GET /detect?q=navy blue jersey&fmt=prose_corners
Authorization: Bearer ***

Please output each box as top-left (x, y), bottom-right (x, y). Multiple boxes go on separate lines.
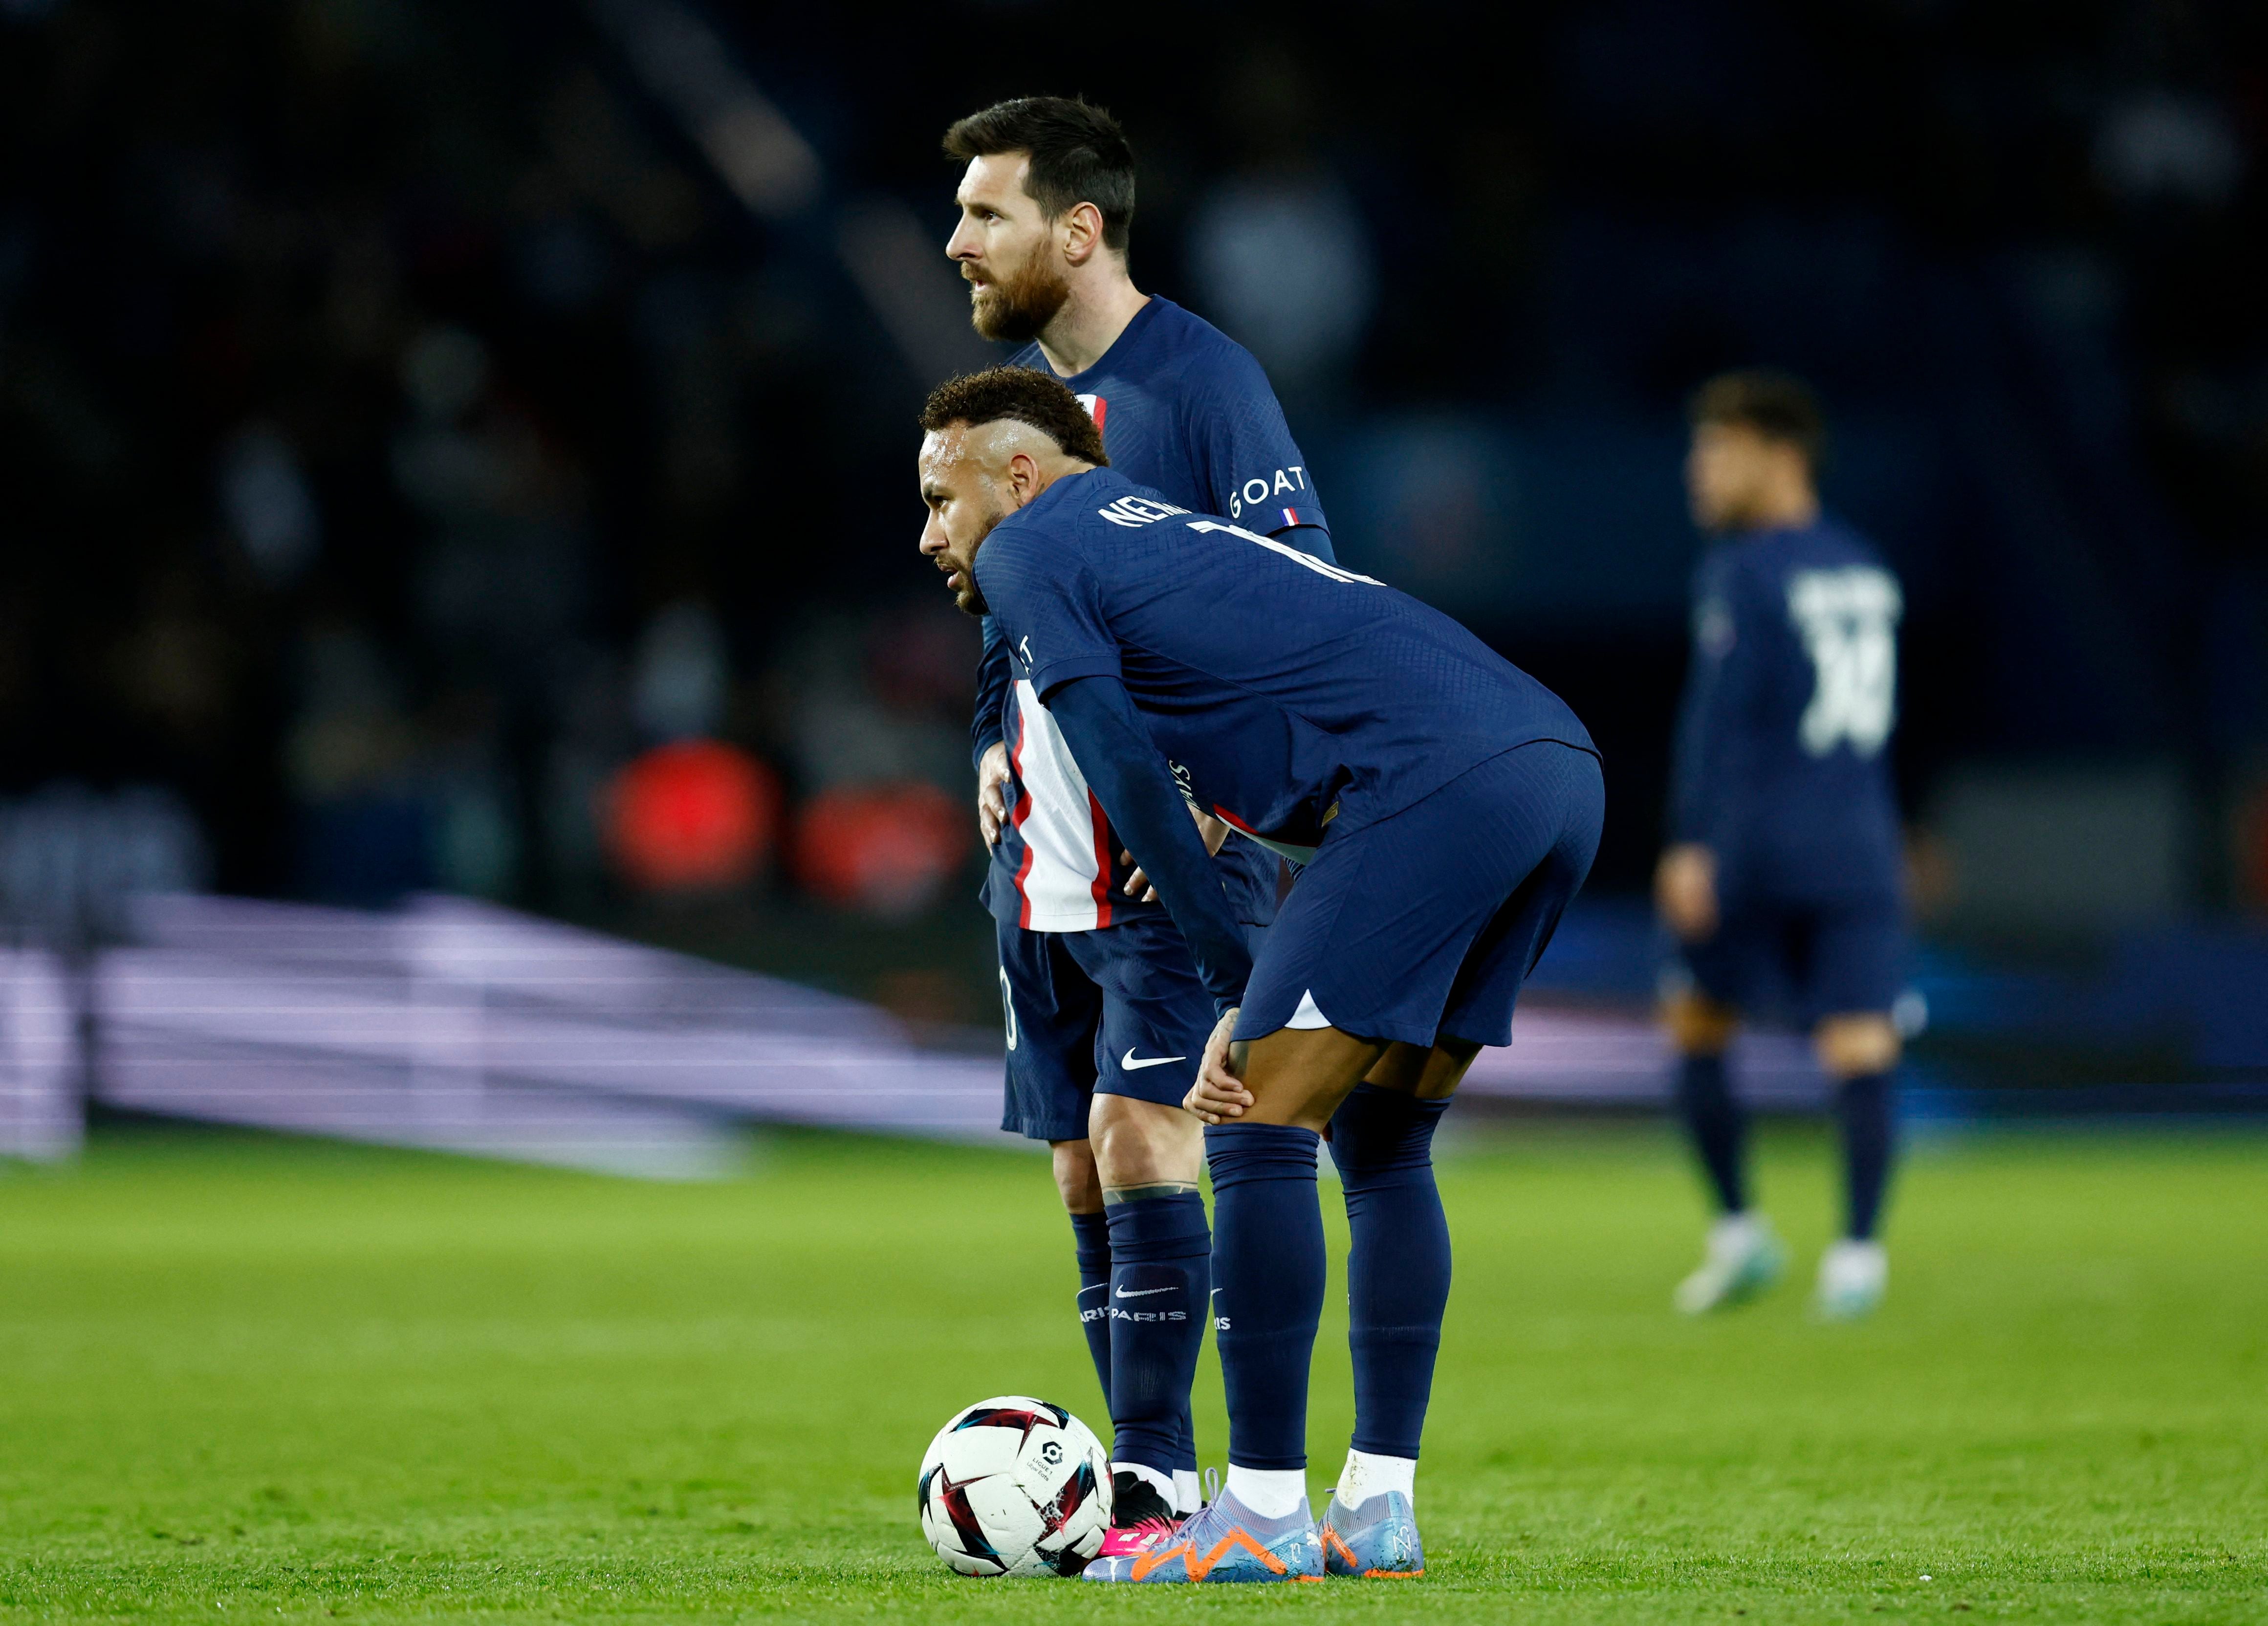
top-left (975, 468), bottom-right (1595, 858)
top-left (972, 296), bottom-right (1329, 932)
top-left (1670, 519), bottom-right (1903, 902)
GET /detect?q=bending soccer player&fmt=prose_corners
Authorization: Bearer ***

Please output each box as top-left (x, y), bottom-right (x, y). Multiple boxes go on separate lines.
top-left (936, 98), bottom-right (1335, 1549)
top-left (1657, 371), bottom-right (1908, 1321)
top-left (916, 368), bottom-right (1603, 1583)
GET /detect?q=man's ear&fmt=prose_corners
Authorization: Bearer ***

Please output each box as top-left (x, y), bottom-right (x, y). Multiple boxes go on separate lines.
top-left (1060, 201), bottom-right (1106, 268)
top-left (1004, 449), bottom-right (1042, 507)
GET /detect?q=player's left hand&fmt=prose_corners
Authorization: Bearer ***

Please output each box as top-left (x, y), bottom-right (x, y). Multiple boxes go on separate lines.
top-left (1123, 809), bottom-right (1234, 900)
top-left (976, 742), bottom-right (1011, 849)
top-left (1183, 1008), bottom-right (1252, 1124)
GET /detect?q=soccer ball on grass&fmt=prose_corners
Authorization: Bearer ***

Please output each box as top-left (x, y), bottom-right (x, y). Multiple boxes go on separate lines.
top-left (916, 1397), bottom-right (1111, 1577)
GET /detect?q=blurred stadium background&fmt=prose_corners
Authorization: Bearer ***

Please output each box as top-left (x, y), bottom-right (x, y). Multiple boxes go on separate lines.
top-left (0, 0), bottom-right (2263, 1167)
top-left (2, 5), bottom-right (2267, 1620)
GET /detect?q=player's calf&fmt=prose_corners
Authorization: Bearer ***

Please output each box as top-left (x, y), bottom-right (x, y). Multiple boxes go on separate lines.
top-left (1090, 1096), bottom-right (1210, 1537)
top-left (1328, 1079), bottom-right (1450, 1566)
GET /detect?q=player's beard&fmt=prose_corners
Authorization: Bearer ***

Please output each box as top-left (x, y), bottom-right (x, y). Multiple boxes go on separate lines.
top-left (944, 507), bottom-right (1005, 617)
top-left (967, 250), bottom-right (1071, 345)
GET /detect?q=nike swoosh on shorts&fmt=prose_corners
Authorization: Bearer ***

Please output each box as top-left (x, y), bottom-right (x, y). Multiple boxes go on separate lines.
top-left (1121, 1050), bottom-right (1187, 1070)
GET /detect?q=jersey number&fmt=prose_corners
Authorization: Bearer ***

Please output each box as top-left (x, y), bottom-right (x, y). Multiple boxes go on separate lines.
top-left (1185, 521), bottom-right (1383, 585)
top-left (1787, 568), bottom-right (1900, 758)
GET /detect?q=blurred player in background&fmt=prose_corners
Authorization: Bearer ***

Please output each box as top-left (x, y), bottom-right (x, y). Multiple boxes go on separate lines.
top-left (1657, 371), bottom-right (1907, 1320)
top-left (916, 367), bottom-right (1602, 1580)
top-left (937, 96), bottom-right (1331, 1553)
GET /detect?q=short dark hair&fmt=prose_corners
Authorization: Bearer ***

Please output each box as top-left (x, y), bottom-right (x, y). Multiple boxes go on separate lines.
top-left (1689, 370), bottom-right (1827, 471)
top-left (942, 97), bottom-right (1135, 253)
top-left (920, 366), bottom-right (1110, 466)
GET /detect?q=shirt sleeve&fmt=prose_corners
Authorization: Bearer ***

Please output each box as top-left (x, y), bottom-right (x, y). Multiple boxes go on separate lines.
top-left (1669, 554), bottom-right (1761, 847)
top-left (1183, 346), bottom-right (1330, 537)
top-left (974, 526), bottom-right (1121, 701)
top-left (1044, 675), bottom-right (1255, 1013)
top-left (970, 616), bottom-right (1010, 772)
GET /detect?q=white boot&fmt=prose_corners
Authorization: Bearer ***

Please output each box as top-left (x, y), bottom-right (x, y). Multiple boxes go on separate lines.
top-left (1673, 1212), bottom-right (1785, 1314)
top-left (1814, 1239), bottom-right (1887, 1320)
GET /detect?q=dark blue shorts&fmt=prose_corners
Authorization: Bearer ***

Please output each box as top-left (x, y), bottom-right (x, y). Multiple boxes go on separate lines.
top-left (1679, 892), bottom-right (1906, 1022)
top-left (996, 912), bottom-right (1220, 1142)
top-left (1236, 741), bottom-right (1605, 1049)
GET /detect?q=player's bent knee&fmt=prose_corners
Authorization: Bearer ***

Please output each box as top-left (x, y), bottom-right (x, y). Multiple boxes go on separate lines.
top-left (1663, 990), bottom-right (1739, 1055)
top-left (1089, 1095), bottom-right (1202, 1191)
top-left (1051, 1138), bottom-right (1103, 1213)
top-left (1364, 1037), bottom-right (1480, 1100)
top-left (1814, 1014), bottom-right (1899, 1077)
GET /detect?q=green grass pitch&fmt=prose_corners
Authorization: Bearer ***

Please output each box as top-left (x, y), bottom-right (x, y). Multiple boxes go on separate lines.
top-left (0, 1117), bottom-right (2262, 1623)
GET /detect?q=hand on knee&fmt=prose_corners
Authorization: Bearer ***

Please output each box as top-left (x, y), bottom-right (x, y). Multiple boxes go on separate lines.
top-left (1814, 1014), bottom-right (1898, 1078)
top-left (1664, 991), bottom-right (1739, 1056)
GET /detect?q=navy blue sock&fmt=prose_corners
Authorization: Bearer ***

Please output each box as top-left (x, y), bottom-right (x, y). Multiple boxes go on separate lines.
top-left (1205, 1123), bottom-right (1323, 1472)
top-left (1069, 1209), bottom-right (1112, 1414)
top-left (1835, 1071), bottom-right (1896, 1240)
top-left (1675, 1051), bottom-right (1747, 1213)
top-left (1330, 1085), bottom-right (1453, 1461)
top-left (1104, 1190), bottom-right (1210, 1481)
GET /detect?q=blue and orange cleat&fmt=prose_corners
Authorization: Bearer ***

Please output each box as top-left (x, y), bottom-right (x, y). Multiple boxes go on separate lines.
top-left (1317, 1489), bottom-right (1424, 1578)
top-left (1082, 1484), bottom-right (1322, 1583)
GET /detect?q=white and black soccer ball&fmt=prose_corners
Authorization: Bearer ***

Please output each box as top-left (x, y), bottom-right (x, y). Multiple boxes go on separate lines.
top-left (916, 1397), bottom-right (1112, 1577)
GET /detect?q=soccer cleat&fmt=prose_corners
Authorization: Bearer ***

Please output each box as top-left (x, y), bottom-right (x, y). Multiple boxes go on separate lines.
top-left (1084, 1471), bottom-right (1182, 1567)
top-left (1813, 1238), bottom-right (1887, 1320)
top-left (1317, 1488), bottom-right (1424, 1578)
top-left (1082, 1484), bottom-right (1322, 1582)
top-left (1674, 1213), bottom-right (1785, 1314)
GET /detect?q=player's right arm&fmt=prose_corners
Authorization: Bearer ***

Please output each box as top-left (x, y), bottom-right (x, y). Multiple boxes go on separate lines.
top-left (1121, 807), bottom-right (1230, 901)
top-left (975, 523), bottom-right (1253, 1009)
top-left (1661, 556), bottom-right (1759, 941)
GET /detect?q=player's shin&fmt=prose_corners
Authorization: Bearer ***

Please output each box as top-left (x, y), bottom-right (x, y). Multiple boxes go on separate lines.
top-left (1329, 1085), bottom-right (1452, 1487)
top-left (1103, 1187), bottom-right (1209, 1515)
top-left (1069, 1209), bottom-right (1113, 1413)
top-left (1676, 1050), bottom-right (1748, 1213)
top-left (1834, 1070), bottom-right (1896, 1240)
top-left (1204, 1122), bottom-right (1324, 1520)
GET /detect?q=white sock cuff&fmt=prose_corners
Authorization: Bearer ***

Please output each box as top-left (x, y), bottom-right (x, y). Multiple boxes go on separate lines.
top-left (1224, 1465), bottom-right (1308, 1520)
top-left (1338, 1448), bottom-right (1417, 1510)
top-left (1172, 1468), bottom-right (1201, 1515)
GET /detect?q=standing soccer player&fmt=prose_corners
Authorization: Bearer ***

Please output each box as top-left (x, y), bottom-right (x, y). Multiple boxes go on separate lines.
top-left (1657, 371), bottom-right (1907, 1320)
top-left (916, 368), bottom-right (1603, 1582)
top-left (936, 97), bottom-right (1331, 1550)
